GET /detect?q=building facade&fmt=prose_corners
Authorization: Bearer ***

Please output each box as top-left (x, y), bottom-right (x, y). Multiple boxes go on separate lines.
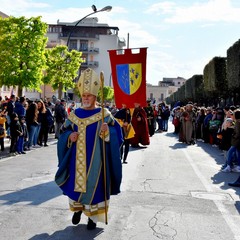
top-left (46, 17), bottom-right (125, 100)
top-left (146, 77), bottom-right (186, 104)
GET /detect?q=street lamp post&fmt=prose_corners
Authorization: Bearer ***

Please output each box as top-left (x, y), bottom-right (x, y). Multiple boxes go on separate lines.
top-left (66, 5), bottom-right (112, 48)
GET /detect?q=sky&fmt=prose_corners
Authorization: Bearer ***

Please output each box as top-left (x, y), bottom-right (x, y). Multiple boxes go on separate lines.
top-left (1, 0), bottom-right (240, 85)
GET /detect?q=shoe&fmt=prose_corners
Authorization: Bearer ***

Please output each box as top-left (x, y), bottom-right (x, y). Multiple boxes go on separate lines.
top-left (44, 144), bottom-right (48, 147)
top-left (17, 152), bottom-right (22, 154)
top-left (33, 145), bottom-right (41, 148)
top-left (228, 181), bottom-right (240, 187)
top-left (9, 152), bottom-right (17, 156)
top-left (232, 166), bottom-right (240, 173)
top-left (221, 165), bottom-right (231, 172)
top-left (131, 144), bottom-right (140, 148)
top-left (72, 211), bottom-right (82, 225)
top-left (21, 151), bottom-right (26, 154)
top-left (122, 161), bottom-right (128, 164)
top-left (87, 218), bottom-right (96, 230)
top-left (221, 163), bottom-right (227, 170)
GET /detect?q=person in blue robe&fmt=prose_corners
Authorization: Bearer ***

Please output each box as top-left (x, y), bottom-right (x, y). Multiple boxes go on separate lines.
top-left (55, 68), bottom-right (123, 230)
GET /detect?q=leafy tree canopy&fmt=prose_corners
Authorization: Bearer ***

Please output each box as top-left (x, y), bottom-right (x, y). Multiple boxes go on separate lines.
top-left (0, 16), bottom-right (48, 95)
top-left (43, 45), bottom-right (83, 99)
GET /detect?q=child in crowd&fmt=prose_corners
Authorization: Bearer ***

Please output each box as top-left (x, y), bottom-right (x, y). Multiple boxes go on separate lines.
top-left (16, 116), bottom-right (28, 154)
top-left (222, 110), bottom-right (240, 172)
top-left (0, 109), bottom-right (7, 152)
top-left (219, 118), bottom-right (234, 170)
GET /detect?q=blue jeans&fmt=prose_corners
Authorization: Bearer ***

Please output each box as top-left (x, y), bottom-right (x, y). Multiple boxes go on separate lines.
top-left (34, 124), bottom-right (41, 145)
top-left (27, 124), bottom-right (38, 148)
top-left (162, 119), bottom-right (169, 131)
top-left (226, 146), bottom-right (240, 167)
top-left (156, 117), bottom-right (163, 131)
top-left (16, 136), bottom-right (24, 153)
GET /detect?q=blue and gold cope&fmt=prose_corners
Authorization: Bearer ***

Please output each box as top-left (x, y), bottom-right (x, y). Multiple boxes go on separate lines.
top-left (55, 107), bottom-right (123, 207)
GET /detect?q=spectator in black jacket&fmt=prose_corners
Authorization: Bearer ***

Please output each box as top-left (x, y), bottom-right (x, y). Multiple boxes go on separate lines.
top-left (6, 94), bottom-right (16, 136)
top-left (54, 99), bottom-right (67, 139)
top-left (162, 106), bottom-right (171, 132)
top-left (9, 112), bottom-right (22, 155)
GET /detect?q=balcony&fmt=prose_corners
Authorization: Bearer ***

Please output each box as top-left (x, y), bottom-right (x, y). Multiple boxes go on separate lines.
top-left (81, 61), bottom-right (99, 68)
top-left (89, 47), bottom-right (99, 53)
top-left (79, 47), bottom-right (99, 53)
top-left (60, 32), bottom-right (100, 40)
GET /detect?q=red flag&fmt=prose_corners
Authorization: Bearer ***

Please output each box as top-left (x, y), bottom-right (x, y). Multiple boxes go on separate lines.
top-left (108, 48), bottom-right (147, 108)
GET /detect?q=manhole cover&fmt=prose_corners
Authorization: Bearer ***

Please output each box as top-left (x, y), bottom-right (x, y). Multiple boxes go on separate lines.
top-left (190, 191), bottom-right (233, 201)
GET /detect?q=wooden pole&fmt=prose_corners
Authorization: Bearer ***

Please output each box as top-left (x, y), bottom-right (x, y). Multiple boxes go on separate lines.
top-left (100, 71), bottom-right (108, 224)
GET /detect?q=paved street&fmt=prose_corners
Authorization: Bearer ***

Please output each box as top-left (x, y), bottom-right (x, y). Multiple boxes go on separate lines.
top-left (1, 124), bottom-right (240, 240)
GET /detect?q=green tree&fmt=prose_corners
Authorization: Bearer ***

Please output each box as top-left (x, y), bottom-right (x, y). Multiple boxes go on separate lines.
top-left (97, 86), bottom-right (114, 102)
top-left (43, 45), bottom-right (83, 99)
top-left (0, 16), bottom-right (48, 96)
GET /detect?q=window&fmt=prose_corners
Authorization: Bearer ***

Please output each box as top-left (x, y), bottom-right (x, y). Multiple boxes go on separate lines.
top-left (69, 40), bottom-right (77, 50)
top-left (80, 40), bottom-right (88, 51)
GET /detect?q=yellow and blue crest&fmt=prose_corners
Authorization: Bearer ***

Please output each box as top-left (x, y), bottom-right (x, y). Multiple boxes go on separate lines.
top-left (116, 63), bottom-right (142, 95)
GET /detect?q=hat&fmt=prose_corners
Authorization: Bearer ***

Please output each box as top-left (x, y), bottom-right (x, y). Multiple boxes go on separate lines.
top-left (226, 118), bottom-right (233, 122)
top-left (77, 68), bottom-right (100, 97)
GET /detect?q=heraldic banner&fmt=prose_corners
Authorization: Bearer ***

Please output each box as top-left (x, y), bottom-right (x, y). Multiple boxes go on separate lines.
top-left (108, 48), bottom-right (147, 109)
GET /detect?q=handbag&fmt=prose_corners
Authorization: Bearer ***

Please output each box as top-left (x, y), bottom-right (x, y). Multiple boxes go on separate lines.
top-left (123, 124), bottom-right (135, 139)
top-left (209, 120), bottom-right (221, 132)
top-left (173, 117), bottom-right (180, 127)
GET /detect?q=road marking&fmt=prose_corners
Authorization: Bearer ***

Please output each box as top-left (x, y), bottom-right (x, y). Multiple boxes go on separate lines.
top-left (183, 149), bottom-right (240, 240)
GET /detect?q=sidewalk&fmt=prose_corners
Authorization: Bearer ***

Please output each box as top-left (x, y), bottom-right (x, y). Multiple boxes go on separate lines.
top-left (0, 133), bottom-right (57, 160)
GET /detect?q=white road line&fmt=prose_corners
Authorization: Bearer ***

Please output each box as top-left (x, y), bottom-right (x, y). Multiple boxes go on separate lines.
top-left (183, 148), bottom-right (240, 240)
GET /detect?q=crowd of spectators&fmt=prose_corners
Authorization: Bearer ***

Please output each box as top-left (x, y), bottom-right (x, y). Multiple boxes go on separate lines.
top-left (0, 95), bottom-right (60, 156)
top-left (171, 102), bottom-right (240, 173)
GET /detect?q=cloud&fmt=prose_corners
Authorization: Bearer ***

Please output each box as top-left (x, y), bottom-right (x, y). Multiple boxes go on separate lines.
top-left (145, 1), bottom-right (176, 15)
top-left (1, 0), bottom-right (49, 15)
top-left (146, 50), bottom-right (205, 83)
top-left (146, 0), bottom-right (240, 23)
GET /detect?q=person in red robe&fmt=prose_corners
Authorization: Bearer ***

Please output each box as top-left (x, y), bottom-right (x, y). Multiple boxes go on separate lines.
top-left (130, 102), bottom-right (150, 148)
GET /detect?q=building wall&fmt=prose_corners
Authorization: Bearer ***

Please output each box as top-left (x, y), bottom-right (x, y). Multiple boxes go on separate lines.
top-left (146, 84), bottom-right (181, 104)
top-left (146, 85), bottom-right (168, 103)
top-left (95, 35), bottom-right (119, 86)
top-left (0, 11), bottom-right (8, 18)
top-left (172, 78), bottom-right (186, 87)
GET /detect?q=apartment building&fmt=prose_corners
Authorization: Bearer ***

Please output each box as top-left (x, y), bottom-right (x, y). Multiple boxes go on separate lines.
top-left (146, 77), bottom-right (186, 104)
top-left (46, 17), bottom-right (125, 100)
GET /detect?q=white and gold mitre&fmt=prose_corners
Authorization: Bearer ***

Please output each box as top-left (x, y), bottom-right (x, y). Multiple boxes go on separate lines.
top-left (77, 68), bottom-right (100, 96)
